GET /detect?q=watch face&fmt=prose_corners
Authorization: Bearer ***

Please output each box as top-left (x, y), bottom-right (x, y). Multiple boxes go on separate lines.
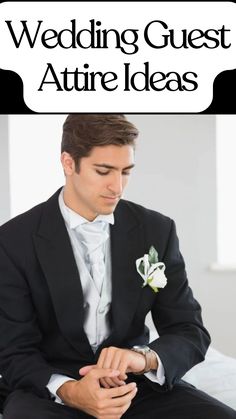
top-left (133, 345), bottom-right (147, 350)
top-left (132, 345), bottom-right (150, 352)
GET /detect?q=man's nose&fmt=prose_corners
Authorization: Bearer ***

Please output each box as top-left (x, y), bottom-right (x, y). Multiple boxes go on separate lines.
top-left (108, 173), bottom-right (123, 195)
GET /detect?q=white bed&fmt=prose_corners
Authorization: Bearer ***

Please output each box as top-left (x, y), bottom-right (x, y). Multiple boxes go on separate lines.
top-left (183, 346), bottom-right (236, 410)
top-left (148, 330), bottom-right (236, 411)
top-left (0, 346), bottom-right (235, 417)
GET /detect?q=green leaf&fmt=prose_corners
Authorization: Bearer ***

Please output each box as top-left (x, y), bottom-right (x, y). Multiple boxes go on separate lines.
top-left (139, 260), bottom-right (145, 275)
top-left (148, 246), bottom-right (158, 264)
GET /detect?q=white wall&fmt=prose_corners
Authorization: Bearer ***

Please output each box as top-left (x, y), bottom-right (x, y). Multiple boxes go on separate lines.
top-left (0, 116), bottom-right (10, 224)
top-left (9, 115), bottom-right (65, 217)
top-left (216, 115), bottom-right (236, 266)
top-left (1, 114), bottom-right (236, 357)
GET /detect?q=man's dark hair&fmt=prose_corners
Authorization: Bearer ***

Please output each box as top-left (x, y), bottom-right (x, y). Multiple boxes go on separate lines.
top-left (61, 114), bottom-right (139, 171)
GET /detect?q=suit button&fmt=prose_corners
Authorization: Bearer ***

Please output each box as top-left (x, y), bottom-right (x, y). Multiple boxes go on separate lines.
top-left (98, 307), bottom-right (105, 314)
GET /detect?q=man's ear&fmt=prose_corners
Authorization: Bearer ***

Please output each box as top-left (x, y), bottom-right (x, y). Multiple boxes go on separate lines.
top-left (61, 152), bottom-right (75, 176)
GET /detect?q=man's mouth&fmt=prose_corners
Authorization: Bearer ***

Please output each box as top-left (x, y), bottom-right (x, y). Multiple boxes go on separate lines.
top-left (101, 195), bottom-right (120, 201)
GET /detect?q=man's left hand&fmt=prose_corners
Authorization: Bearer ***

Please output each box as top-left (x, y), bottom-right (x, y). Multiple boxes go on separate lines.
top-left (79, 346), bottom-right (147, 388)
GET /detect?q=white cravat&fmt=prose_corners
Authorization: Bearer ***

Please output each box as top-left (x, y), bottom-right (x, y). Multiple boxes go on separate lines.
top-left (75, 221), bottom-right (109, 295)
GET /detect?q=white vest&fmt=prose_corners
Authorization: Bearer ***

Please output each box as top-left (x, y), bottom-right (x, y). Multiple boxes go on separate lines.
top-left (66, 221), bottom-right (112, 353)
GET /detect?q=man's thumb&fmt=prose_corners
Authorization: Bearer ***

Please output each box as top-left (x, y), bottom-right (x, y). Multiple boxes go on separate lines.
top-left (79, 365), bottom-right (95, 376)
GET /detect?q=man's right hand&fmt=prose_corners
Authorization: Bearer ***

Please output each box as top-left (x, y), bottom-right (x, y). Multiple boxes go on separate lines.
top-left (57, 368), bottom-right (137, 419)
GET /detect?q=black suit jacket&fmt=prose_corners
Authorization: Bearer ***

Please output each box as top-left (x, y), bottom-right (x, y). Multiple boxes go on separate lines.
top-left (0, 188), bottom-right (210, 401)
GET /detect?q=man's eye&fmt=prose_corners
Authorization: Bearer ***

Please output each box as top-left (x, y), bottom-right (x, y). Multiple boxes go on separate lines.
top-left (96, 170), bottom-right (109, 176)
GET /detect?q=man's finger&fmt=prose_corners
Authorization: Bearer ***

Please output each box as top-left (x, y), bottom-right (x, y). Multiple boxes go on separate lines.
top-left (99, 377), bottom-right (111, 388)
top-left (89, 368), bottom-right (121, 380)
top-left (104, 381), bottom-right (137, 399)
top-left (97, 347), bottom-right (108, 368)
top-left (99, 347), bottom-right (118, 370)
top-left (100, 376), bottom-right (126, 388)
top-left (79, 364), bottom-right (96, 375)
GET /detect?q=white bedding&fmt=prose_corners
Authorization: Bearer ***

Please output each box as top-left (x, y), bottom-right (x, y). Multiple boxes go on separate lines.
top-left (148, 329), bottom-right (236, 410)
top-left (183, 346), bottom-right (236, 410)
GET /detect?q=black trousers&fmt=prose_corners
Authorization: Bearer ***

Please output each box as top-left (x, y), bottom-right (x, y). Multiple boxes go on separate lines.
top-left (2, 379), bottom-right (236, 419)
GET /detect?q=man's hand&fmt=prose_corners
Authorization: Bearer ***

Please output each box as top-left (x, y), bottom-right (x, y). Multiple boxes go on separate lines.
top-left (57, 368), bottom-right (137, 419)
top-left (80, 347), bottom-right (150, 389)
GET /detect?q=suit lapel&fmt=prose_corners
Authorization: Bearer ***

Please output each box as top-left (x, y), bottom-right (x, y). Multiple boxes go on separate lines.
top-left (99, 200), bottom-right (147, 350)
top-left (33, 190), bottom-right (94, 359)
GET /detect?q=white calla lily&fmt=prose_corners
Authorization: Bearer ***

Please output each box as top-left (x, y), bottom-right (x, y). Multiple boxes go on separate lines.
top-left (148, 263), bottom-right (167, 288)
top-left (136, 247), bottom-right (167, 293)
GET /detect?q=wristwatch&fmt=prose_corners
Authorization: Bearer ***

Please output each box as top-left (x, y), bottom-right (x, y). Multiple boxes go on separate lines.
top-left (131, 345), bottom-right (154, 374)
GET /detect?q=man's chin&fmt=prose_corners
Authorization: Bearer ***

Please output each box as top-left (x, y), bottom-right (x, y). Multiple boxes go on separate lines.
top-left (100, 206), bottom-right (117, 214)
top-left (100, 200), bottom-right (120, 214)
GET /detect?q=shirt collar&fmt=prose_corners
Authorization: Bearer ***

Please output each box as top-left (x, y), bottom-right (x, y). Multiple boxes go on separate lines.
top-left (58, 188), bottom-right (114, 229)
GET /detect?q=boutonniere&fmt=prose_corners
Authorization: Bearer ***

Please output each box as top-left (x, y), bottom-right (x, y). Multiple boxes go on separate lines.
top-left (136, 246), bottom-right (167, 293)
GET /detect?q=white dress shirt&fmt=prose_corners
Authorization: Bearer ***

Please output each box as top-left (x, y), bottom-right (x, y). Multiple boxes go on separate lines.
top-left (47, 189), bottom-right (165, 403)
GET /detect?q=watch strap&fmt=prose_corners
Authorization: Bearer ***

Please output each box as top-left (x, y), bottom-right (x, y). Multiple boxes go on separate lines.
top-left (131, 346), bottom-right (154, 374)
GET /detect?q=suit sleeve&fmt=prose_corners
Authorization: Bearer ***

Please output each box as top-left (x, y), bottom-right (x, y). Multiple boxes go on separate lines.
top-left (148, 220), bottom-right (211, 391)
top-left (0, 243), bottom-right (70, 398)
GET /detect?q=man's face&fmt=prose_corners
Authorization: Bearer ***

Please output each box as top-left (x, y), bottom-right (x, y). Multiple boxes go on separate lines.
top-left (62, 144), bottom-right (135, 221)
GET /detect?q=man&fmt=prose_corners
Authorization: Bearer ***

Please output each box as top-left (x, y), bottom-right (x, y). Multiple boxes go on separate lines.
top-left (0, 114), bottom-right (235, 419)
